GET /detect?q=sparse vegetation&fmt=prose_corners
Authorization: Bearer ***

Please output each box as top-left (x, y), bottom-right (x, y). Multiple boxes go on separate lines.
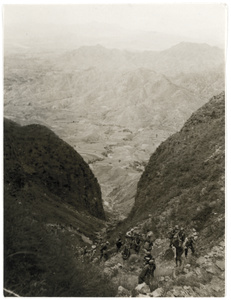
top-left (4, 118), bottom-right (111, 296)
top-left (4, 196), bottom-right (116, 297)
top-left (118, 93), bottom-right (225, 259)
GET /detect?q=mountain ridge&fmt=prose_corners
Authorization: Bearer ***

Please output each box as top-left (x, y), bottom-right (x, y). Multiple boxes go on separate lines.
top-left (56, 42), bottom-right (224, 75)
top-left (5, 21), bottom-right (224, 53)
top-left (124, 92), bottom-right (225, 252)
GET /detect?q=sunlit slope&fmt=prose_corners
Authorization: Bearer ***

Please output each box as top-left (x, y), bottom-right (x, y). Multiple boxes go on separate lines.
top-left (127, 92), bottom-right (225, 249)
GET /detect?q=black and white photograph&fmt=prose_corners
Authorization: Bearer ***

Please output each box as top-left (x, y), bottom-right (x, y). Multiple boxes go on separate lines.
top-left (2, 1), bottom-right (228, 297)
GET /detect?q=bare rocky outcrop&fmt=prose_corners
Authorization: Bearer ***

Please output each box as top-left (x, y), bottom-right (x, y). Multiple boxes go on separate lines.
top-left (116, 286), bottom-right (131, 297)
top-left (135, 282), bottom-right (151, 295)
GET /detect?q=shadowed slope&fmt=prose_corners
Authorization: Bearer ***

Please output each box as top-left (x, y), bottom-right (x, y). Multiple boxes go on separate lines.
top-left (4, 119), bottom-right (115, 297)
top-left (4, 118), bottom-right (105, 220)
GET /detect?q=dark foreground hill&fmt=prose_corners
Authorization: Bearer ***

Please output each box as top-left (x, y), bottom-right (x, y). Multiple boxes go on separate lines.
top-left (4, 118), bottom-right (105, 220)
top-left (4, 119), bottom-right (118, 297)
top-left (123, 92), bottom-right (225, 251)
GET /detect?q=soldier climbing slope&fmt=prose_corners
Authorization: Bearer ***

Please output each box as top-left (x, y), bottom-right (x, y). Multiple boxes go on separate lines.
top-left (178, 226), bottom-right (186, 243)
top-left (185, 236), bottom-right (195, 258)
top-left (143, 234), bottom-right (153, 254)
top-left (138, 259), bottom-right (156, 286)
top-left (116, 233), bottom-right (123, 253)
top-left (122, 240), bottom-right (131, 260)
top-left (133, 233), bottom-right (142, 254)
top-left (168, 225), bottom-right (180, 248)
top-left (100, 241), bottom-right (110, 261)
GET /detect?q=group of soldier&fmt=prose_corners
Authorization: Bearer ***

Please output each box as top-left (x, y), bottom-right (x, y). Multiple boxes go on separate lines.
top-left (115, 228), bottom-right (157, 285)
top-left (116, 229), bottom-right (154, 259)
top-left (115, 225), bottom-right (196, 284)
top-left (76, 224), bottom-right (196, 286)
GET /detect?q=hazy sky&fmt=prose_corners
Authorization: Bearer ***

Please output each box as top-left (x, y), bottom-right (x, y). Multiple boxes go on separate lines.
top-left (4, 3), bottom-right (227, 47)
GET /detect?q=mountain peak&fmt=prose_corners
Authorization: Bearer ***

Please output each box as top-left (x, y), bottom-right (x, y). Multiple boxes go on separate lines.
top-left (165, 41), bottom-right (222, 52)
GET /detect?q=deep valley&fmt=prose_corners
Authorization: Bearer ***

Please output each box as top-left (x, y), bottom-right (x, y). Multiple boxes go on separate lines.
top-left (4, 37), bottom-right (226, 297)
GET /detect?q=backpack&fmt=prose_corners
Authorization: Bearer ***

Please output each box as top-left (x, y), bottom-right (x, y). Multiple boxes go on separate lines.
top-left (186, 237), bottom-right (193, 248)
top-left (144, 241), bottom-right (153, 251)
top-left (172, 236), bottom-right (182, 248)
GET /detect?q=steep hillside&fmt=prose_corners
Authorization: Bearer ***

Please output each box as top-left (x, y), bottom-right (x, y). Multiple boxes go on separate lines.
top-left (4, 119), bottom-right (116, 296)
top-left (127, 92), bottom-right (225, 249)
top-left (4, 118), bottom-right (105, 219)
top-left (99, 92), bottom-right (225, 297)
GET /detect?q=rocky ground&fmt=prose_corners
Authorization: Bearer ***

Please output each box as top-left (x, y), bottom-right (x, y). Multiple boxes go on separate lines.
top-left (95, 234), bottom-right (225, 297)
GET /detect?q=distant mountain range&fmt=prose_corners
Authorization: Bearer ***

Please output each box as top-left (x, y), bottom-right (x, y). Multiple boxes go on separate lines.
top-left (5, 42), bottom-right (225, 126)
top-left (57, 42), bottom-right (224, 75)
top-left (5, 21), bottom-right (223, 53)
